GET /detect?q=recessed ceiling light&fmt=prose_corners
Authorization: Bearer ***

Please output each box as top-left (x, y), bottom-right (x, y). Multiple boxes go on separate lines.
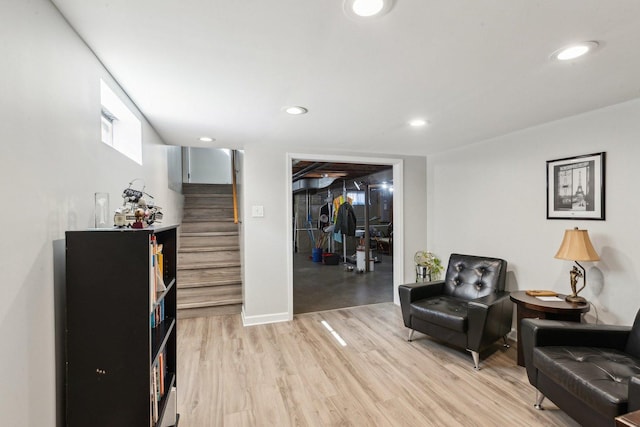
top-left (409, 118), bottom-right (428, 127)
top-left (284, 106), bottom-right (308, 115)
top-left (551, 41), bottom-right (599, 61)
top-left (199, 136), bottom-right (215, 142)
top-left (343, 0), bottom-right (394, 19)
top-left (353, 0), bottom-right (384, 16)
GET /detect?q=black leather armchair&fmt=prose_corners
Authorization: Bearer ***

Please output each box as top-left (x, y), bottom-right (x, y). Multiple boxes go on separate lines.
top-left (521, 310), bottom-right (640, 427)
top-left (398, 253), bottom-right (512, 369)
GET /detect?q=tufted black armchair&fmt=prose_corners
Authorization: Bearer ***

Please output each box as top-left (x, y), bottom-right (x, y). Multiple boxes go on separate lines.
top-left (521, 310), bottom-right (640, 427)
top-left (398, 253), bottom-right (512, 369)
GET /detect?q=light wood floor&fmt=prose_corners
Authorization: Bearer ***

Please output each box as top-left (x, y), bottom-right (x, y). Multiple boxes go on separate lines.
top-left (176, 302), bottom-right (578, 426)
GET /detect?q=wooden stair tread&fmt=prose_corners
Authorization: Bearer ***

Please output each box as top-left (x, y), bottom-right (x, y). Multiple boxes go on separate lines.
top-left (184, 204), bottom-right (235, 209)
top-left (178, 285), bottom-right (241, 300)
top-left (180, 219), bottom-right (236, 225)
top-left (180, 231), bottom-right (238, 237)
top-left (177, 299), bottom-right (243, 309)
top-left (178, 279), bottom-right (241, 288)
top-left (182, 216), bottom-right (235, 221)
top-left (179, 246), bottom-right (239, 253)
top-left (177, 272), bottom-right (241, 281)
top-left (184, 207), bottom-right (234, 210)
top-left (177, 267), bottom-right (240, 274)
top-left (180, 223), bottom-right (238, 233)
top-left (181, 218), bottom-right (235, 222)
top-left (178, 261), bottom-right (241, 270)
top-left (183, 213), bottom-right (234, 216)
top-left (179, 268), bottom-right (241, 274)
top-left (184, 188), bottom-right (232, 192)
top-left (184, 193), bottom-right (233, 197)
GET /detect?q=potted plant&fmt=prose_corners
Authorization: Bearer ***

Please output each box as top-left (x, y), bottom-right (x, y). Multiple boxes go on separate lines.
top-left (414, 251), bottom-right (444, 281)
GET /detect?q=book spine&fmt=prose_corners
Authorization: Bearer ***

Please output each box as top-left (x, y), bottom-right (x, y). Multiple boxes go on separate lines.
top-left (151, 364), bottom-right (158, 423)
top-left (155, 248), bottom-right (166, 292)
top-left (149, 235), bottom-right (156, 312)
top-left (158, 353), bottom-right (165, 396)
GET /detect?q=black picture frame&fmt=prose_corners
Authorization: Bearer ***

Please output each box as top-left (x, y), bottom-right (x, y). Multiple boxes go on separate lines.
top-left (546, 152), bottom-right (605, 220)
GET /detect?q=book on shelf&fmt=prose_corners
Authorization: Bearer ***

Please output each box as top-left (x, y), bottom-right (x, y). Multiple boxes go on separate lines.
top-left (149, 236), bottom-right (167, 313)
top-left (152, 237), bottom-right (167, 294)
top-left (150, 299), bottom-right (165, 328)
top-left (151, 364), bottom-right (159, 423)
top-left (155, 251), bottom-right (166, 293)
top-left (158, 352), bottom-right (165, 396)
top-left (149, 237), bottom-right (156, 311)
top-left (150, 352), bottom-right (169, 425)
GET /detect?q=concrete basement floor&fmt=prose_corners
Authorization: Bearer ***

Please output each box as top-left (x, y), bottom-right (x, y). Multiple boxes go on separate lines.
top-left (293, 251), bottom-right (393, 314)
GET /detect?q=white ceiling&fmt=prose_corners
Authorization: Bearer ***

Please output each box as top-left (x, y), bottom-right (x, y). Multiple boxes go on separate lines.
top-left (51, 0), bottom-right (640, 155)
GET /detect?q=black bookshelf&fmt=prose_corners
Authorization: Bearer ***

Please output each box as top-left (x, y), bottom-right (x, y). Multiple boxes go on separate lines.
top-left (65, 225), bottom-right (179, 427)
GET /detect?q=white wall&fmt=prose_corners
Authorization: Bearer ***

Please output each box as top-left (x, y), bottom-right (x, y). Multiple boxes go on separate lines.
top-left (240, 144), bottom-right (427, 324)
top-left (427, 98), bottom-right (640, 327)
top-left (241, 145), bottom-right (290, 322)
top-left (182, 147), bottom-right (233, 184)
top-left (0, 1), bottom-right (183, 425)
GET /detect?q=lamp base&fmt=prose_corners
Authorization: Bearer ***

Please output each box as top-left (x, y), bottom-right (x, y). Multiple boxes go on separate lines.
top-left (565, 294), bottom-right (587, 304)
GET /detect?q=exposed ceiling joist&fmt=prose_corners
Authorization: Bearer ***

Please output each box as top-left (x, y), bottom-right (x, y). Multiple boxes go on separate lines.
top-left (291, 161), bottom-right (392, 184)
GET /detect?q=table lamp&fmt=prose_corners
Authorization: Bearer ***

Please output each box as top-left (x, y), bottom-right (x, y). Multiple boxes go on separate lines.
top-left (554, 227), bottom-right (600, 304)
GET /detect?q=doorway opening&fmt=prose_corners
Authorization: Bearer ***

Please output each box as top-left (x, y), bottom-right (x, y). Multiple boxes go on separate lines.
top-left (290, 159), bottom-right (396, 314)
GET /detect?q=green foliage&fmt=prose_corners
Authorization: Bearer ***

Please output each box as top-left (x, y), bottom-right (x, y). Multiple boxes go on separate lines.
top-left (414, 251), bottom-right (444, 280)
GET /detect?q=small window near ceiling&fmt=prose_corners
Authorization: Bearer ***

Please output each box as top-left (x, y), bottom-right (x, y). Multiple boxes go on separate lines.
top-left (100, 79), bottom-right (142, 164)
top-left (347, 191), bottom-right (366, 205)
top-left (101, 108), bottom-right (115, 146)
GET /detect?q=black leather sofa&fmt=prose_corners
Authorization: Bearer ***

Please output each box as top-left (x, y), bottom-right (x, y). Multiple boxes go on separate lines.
top-left (398, 253), bottom-right (513, 369)
top-left (521, 309), bottom-right (640, 426)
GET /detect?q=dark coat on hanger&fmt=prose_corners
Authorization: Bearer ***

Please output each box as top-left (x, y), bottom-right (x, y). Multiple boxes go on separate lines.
top-left (334, 202), bottom-right (357, 236)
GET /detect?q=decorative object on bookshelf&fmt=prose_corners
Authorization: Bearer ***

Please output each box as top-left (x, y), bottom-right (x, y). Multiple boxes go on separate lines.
top-left (132, 207), bottom-right (146, 228)
top-left (114, 178), bottom-right (164, 228)
top-left (65, 225), bottom-right (179, 426)
top-left (94, 192), bottom-right (110, 228)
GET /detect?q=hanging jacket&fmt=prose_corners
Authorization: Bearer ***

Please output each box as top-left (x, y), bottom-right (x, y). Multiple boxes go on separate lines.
top-left (334, 202), bottom-right (357, 236)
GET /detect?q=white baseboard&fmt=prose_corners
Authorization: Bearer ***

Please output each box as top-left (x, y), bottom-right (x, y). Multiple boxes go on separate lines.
top-left (241, 307), bottom-right (291, 326)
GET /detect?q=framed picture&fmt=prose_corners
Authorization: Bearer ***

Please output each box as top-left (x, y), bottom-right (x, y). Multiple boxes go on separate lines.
top-left (546, 152), bottom-right (605, 220)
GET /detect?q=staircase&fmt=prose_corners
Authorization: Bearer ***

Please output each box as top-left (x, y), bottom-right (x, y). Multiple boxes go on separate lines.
top-left (177, 183), bottom-right (242, 318)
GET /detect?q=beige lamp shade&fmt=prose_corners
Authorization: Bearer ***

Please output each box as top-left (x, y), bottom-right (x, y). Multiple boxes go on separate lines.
top-left (554, 227), bottom-right (600, 261)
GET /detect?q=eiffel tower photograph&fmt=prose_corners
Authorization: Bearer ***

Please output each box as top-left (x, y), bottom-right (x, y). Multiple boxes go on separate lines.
top-left (571, 169), bottom-right (588, 210)
top-left (547, 152), bottom-right (605, 220)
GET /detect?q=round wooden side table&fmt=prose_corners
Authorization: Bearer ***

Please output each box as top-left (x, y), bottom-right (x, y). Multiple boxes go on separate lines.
top-left (510, 290), bottom-right (590, 366)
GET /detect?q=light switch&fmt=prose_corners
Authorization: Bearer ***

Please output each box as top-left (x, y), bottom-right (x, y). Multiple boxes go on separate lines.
top-left (251, 205), bottom-right (264, 217)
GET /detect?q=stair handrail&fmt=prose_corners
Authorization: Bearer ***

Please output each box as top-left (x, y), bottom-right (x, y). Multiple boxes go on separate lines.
top-left (231, 150), bottom-right (239, 224)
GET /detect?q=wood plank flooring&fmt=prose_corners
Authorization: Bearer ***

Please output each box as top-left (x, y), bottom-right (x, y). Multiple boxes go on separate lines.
top-left (177, 302), bottom-right (579, 426)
